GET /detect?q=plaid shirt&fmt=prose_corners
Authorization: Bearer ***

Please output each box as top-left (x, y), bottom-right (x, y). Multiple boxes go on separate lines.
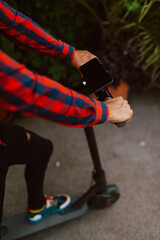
top-left (0, 0), bottom-right (108, 144)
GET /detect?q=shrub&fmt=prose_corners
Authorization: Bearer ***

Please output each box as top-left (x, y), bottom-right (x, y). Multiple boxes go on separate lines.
top-left (0, 0), bottom-right (102, 87)
top-left (78, 0), bottom-right (160, 89)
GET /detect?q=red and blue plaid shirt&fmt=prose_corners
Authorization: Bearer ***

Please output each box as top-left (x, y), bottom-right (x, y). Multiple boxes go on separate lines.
top-left (0, 0), bottom-right (108, 145)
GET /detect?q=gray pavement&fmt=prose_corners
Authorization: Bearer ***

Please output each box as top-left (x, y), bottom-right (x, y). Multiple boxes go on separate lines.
top-left (3, 90), bottom-right (160, 240)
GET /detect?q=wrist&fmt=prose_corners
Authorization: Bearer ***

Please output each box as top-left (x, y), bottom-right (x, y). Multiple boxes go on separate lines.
top-left (71, 49), bottom-right (78, 67)
top-left (106, 104), bottom-right (110, 121)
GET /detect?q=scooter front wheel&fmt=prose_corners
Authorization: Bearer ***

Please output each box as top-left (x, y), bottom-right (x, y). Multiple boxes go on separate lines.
top-left (88, 184), bottom-right (120, 209)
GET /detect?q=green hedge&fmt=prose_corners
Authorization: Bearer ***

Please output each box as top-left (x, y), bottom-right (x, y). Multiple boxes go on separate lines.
top-left (0, 0), bottom-right (102, 87)
top-left (78, 0), bottom-right (160, 89)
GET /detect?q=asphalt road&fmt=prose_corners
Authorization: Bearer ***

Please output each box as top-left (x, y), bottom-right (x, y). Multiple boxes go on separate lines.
top-left (3, 90), bottom-right (160, 240)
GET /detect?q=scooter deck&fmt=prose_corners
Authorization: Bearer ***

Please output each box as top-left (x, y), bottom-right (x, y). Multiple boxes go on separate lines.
top-left (1, 201), bottom-right (88, 240)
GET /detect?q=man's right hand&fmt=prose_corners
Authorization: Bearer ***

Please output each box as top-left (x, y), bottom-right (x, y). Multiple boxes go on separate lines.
top-left (105, 96), bottom-right (133, 123)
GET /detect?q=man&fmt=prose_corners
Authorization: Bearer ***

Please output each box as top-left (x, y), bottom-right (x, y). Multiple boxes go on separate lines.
top-left (0, 0), bottom-right (133, 228)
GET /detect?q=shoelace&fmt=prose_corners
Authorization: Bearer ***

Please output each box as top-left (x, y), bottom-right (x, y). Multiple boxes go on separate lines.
top-left (45, 196), bottom-right (58, 208)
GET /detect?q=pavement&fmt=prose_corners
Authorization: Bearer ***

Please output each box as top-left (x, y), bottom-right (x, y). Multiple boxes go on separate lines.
top-left (3, 90), bottom-right (160, 240)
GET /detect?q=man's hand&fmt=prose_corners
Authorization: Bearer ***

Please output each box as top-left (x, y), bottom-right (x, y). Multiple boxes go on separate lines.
top-left (105, 97), bottom-right (133, 123)
top-left (71, 50), bottom-right (96, 71)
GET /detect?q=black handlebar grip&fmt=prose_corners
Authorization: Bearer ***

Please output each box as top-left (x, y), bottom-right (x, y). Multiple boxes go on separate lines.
top-left (115, 121), bottom-right (126, 128)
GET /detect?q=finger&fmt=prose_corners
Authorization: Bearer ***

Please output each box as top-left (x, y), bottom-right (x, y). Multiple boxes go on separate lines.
top-left (126, 109), bottom-right (133, 122)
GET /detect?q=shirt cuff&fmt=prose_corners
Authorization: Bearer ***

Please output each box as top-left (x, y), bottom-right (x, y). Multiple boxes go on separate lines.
top-left (55, 40), bottom-right (75, 61)
top-left (90, 98), bottom-right (109, 125)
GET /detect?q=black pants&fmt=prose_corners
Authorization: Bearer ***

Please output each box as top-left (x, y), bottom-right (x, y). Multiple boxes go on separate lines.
top-left (0, 121), bottom-right (53, 226)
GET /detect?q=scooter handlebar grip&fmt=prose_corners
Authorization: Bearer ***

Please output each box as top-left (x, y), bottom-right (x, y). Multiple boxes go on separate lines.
top-left (115, 121), bottom-right (126, 128)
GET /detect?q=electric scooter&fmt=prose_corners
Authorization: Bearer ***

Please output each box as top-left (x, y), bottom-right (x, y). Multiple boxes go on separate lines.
top-left (0, 58), bottom-right (125, 240)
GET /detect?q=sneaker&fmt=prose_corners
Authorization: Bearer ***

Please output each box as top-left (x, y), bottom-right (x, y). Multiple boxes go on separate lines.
top-left (27, 194), bottom-right (71, 224)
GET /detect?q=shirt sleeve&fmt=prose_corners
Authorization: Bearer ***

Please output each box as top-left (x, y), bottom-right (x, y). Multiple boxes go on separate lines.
top-left (0, 0), bottom-right (74, 61)
top-left (0, 50), bottom-right (109, 128)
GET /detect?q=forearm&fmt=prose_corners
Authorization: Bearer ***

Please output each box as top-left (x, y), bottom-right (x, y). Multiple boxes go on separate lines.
top-left (0, 0), bottom-right (74, 61)
top-left (0, 50), bottom-right (108, 128)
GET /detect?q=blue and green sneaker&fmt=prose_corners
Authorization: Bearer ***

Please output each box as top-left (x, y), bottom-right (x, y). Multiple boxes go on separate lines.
top-left (27, 194), bottom-right (71, 224)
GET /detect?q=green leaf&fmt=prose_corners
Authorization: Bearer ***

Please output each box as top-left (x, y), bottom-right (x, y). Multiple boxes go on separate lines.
top-left (138, 0), bottom-right (160, 23)
top-left (145, 50), bottom-right (160, 69)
